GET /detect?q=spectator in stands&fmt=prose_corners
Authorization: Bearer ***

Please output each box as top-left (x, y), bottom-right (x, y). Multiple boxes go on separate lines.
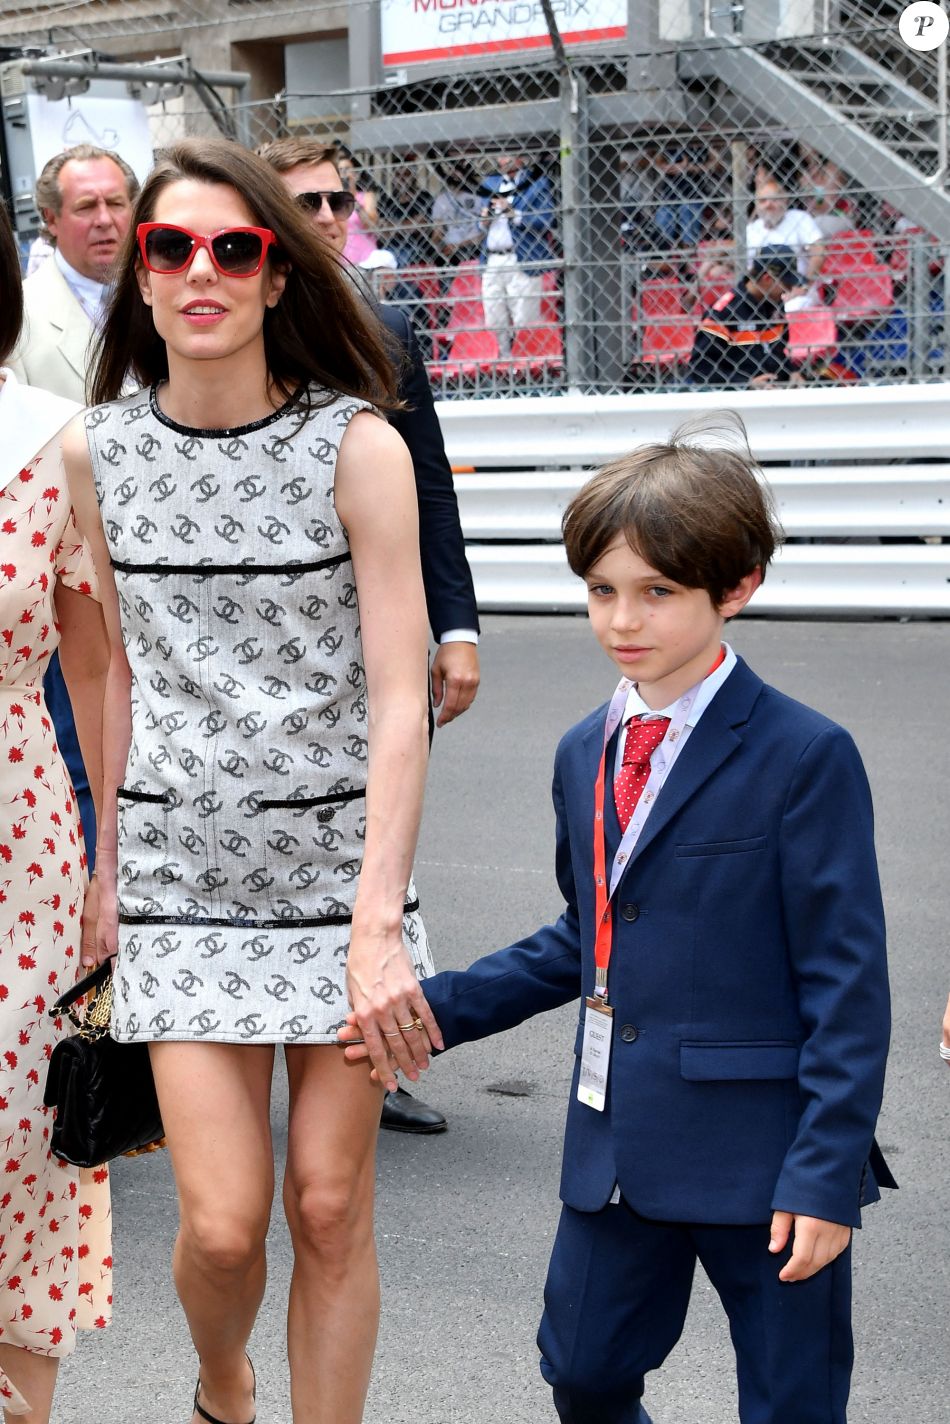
top-left (653, 139), bottom-right (712, 249)
top-left (688, 245), bottom-right (798, 388)
top-left (338, 151), bottom-right (380, 265)
top-left (432, 159), bottom-right (483, 266)
top-left (755, 140), bottom-right (804, 197)
top-left (746, 177), bottom-right (825, 301)
top-left (803, 157), bottom-right (854, 238)
top-left (617, 145), bottom-right (661, 253)
top-left (478, 152), bottom-right (554, 359)
top-left (378, 155), bottom-right (439, 268)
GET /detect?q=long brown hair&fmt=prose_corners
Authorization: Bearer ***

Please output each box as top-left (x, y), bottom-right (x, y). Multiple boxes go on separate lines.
top-left (0, 201), bottom-right (23, 366)
top-left (89, 138), bottom-right (399, 410)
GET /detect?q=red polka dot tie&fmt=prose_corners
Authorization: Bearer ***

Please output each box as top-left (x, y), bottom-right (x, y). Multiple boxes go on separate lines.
top-left (614, 716), bottom-right (671, 832)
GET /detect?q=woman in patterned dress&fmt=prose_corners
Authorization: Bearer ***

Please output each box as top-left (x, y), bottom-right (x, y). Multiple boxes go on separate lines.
top-left (62, 139), bottom-right (442, 1424)
top-left (0, 199), bottom-right (112, 1421)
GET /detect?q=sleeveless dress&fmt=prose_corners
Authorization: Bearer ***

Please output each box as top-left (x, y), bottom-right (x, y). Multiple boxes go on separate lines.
top-left (85, 385), bottom-right (432, 1046)
top-left (0, 379), bottom-right (112, 1415)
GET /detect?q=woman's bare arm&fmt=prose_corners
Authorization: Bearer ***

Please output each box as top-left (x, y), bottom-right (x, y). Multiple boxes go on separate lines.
top-left (334, 410), bottom-right (442, 1089)
top-left (62, 416), bottom-right (133, 963)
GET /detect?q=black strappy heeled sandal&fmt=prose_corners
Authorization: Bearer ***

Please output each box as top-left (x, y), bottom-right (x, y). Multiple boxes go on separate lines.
top-left (193, 1354), bottom-right (256, 1424)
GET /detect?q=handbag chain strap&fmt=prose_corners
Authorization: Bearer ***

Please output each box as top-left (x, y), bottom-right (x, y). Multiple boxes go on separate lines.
top-left (78, 978), bottom-right (114, 1041)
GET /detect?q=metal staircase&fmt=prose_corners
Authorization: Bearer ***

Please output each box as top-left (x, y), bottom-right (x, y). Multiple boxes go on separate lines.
top-left (682, 7), bottom-right (950, 237)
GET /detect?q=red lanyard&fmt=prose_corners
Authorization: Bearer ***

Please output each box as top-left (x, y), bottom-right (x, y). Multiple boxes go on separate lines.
top-left (592, 649), bottom-right (725, 1001)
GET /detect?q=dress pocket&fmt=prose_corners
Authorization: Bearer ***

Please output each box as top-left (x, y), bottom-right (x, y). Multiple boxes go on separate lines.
top-left (116, 786), bottom-right (172, 915)
top-left (258, 787), bottom-right (367, 923)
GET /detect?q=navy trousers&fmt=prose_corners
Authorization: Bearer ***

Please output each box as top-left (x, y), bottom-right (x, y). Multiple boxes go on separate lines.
top-left (538, 1198), bottom-right (853, 1424)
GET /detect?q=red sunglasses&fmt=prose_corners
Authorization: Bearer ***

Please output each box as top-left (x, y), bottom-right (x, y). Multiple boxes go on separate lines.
top-left (137, 223), bottom-right (277, 277)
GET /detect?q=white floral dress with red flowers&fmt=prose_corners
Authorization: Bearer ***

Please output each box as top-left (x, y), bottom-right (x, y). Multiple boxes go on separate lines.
top-left (0, 440), bottom-right (112, 1416)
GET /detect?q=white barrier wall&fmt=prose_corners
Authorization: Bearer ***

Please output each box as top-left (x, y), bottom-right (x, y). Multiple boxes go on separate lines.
top-left (436, 385), bottom-right (950, 616)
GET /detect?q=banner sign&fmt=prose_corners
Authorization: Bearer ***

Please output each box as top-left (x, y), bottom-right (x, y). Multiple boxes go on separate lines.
top-left (380, 0), bottom-right (628, 67)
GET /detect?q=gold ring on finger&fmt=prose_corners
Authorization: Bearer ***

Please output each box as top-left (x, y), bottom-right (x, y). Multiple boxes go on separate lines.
top-left (398, 1017), bottom-right (423, 1032)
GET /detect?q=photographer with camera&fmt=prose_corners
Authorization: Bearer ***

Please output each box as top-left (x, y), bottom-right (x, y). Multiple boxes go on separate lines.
top-left (478, 152), bottom-right (553, 359)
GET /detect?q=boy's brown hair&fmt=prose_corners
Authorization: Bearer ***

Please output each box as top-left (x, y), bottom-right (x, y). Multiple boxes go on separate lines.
top-left (562, 413), bottom-right (783, 605)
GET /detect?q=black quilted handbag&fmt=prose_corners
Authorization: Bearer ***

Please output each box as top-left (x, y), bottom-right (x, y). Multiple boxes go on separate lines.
top-left (44, 962), bottom-right (165, 1168)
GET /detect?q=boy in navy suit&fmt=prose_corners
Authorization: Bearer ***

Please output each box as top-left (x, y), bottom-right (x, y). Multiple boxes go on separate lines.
top-left (342, 417), bottom-right (893, 1424)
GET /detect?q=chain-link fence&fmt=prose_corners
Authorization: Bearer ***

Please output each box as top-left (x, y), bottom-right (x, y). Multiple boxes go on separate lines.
top-left (3, 0), bottom-right (948, 396)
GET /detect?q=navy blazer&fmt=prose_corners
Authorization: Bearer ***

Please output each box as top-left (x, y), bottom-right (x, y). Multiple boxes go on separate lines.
top-left (378, 304), bottom-right (479, 641)
top-left (423, 657), bottom-right (893, 1228)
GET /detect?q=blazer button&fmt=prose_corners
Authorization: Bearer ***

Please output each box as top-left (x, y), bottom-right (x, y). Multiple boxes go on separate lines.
top-left (317, 807), bottom-right (335, 823)
top-left (620, 1025), bottom-right (638, 1043)
top-left (620, 903), bottom-right (640, 922)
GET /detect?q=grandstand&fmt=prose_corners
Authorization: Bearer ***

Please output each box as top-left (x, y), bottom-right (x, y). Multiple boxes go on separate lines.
top-left (1, 0), bottom-right (948, 397)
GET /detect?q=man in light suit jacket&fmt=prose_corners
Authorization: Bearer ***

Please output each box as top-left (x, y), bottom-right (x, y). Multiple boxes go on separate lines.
top-left (11, 144), bottom-right (138, 863)
top-left (11, 144), bottom-right (137, 401)
top-left (344, 426), bottom-right (895, 1422)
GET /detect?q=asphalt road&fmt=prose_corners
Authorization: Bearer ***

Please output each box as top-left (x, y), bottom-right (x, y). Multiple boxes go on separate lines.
top-left (57, 615), bottom-right (950, 1424)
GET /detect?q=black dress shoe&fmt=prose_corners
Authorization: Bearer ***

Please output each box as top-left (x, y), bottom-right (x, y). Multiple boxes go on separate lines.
top-left (380, 1086), bottom-right (447, 1133)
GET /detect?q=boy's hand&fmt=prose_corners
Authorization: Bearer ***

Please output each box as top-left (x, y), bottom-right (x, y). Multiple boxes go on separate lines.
top-left (769, 1211), bottom-right (852, 1281)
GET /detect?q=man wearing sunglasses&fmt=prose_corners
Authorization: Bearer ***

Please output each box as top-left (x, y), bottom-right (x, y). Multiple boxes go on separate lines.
top-left (259, 136), bottom-right (481, 1137)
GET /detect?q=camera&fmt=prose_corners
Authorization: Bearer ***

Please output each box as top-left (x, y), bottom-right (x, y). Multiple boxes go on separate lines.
top-left (479, 176), bottom-right (516, 219)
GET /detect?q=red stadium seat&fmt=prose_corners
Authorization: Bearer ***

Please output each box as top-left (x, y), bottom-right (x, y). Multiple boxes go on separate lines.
top-left (821, 230), bottom-right (878, 277)
top-left (640, 277), bottom-right (689, 318)
top-left (637, 279), bottom-right (694, 365)
top-left (830, 267), bottom-right (894, 320)
top-left (428, 326), bottom-right (502, 384)
top-left (787, 308), bottom-right (838, 365)
top-left (511, 324), bottom-right (564, 380)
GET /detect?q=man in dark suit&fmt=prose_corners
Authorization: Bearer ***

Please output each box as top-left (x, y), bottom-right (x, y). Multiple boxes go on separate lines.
top-left (260, 137), bottom-right (480, 1133)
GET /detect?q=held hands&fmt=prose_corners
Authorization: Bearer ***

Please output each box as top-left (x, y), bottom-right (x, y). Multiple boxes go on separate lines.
top-left (431, 642), bottom-right (480, 725)
top-left (338, 1003), bottom-right (443, 1085)
top-left (769, 1211), bottom-right (851, 1282)
top-left (345, 932), bottom-right (443, 1093)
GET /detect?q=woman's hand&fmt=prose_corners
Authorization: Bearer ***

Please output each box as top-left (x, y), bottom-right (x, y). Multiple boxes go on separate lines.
top-left (346, 930), bottom-right (443, 1093)
top-left (80, 873), bottom-right (99, 969)
top-left (93, 860), bottom-right (119, 965)
top-left (338, 1008), bottom-right (438, 1085)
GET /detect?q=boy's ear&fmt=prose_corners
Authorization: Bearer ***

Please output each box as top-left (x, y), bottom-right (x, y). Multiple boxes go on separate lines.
top-left (718, 567), bottom-right (763, 619)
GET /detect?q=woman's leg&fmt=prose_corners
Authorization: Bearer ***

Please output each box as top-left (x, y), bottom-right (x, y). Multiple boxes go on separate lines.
top-left (149, 1042), bottom-right (276, 1424)
top-left (282, 1046), bottom-right (385, 1424)
top-left (0, 1346), bottom-right (57, 1424)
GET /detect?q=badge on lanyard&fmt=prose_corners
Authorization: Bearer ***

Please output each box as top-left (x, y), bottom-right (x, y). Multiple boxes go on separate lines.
top-left (578, 651), bottom-right (724, 1112)
top-left (578, 995), bottom-right (613, 1112)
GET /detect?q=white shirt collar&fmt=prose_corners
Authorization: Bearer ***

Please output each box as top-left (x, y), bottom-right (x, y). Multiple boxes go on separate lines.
top-left (622, 642), bottom-right (737, 727)
top-left (54, 247), bottom-right (108, 322)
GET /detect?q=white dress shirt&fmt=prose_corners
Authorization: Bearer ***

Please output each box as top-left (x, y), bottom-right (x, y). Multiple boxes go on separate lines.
top-left (614, 643), bottom-right (737, 777)
top-left (54, 249), bottom-right (108, 328)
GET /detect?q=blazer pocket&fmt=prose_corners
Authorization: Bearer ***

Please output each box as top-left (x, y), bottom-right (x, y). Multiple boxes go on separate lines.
top-left (680, 1040), bottom-right (800, 1081)
top-left (675, 836), bottom-right (767, 858)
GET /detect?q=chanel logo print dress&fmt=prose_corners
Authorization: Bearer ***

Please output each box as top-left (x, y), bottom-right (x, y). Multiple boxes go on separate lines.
top-left (85, 385), bottom-right (432, 1045)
